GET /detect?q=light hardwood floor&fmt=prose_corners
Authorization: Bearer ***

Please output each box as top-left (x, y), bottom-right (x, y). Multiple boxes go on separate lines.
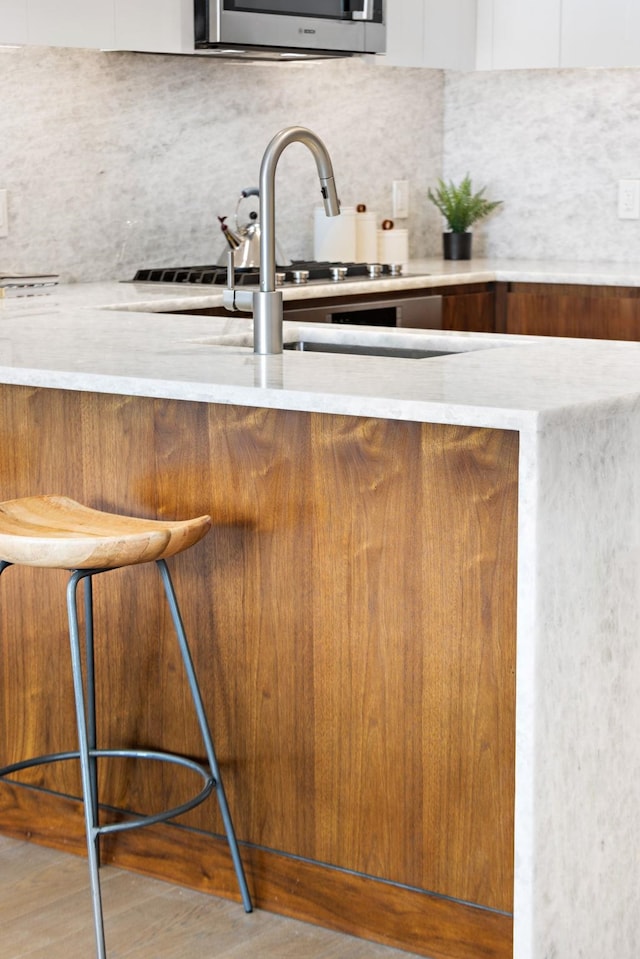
top-left (0, 835), bottom-right (419, 959)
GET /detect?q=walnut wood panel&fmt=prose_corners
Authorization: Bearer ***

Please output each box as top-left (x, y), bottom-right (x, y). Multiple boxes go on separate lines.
top-left (0, 784), bottom-right (512, 959)
top-left (0, 385), bottom-right (518, 957)
top-left (502, 281), bottom-right (640, 340)
top-left (442, 290), bottom-right (496, 332)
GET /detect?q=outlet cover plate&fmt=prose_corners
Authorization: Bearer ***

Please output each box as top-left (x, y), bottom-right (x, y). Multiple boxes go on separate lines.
top-left (0, 190), bottom-right (7, 238)
top-left (392, 180), bottom-right (409, 219)
top-left (618, 179), bottom-right (640, 219)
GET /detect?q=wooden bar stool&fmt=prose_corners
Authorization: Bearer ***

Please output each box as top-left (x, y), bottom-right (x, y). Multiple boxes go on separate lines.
top-left (0, 494), bottom-right (252, 959)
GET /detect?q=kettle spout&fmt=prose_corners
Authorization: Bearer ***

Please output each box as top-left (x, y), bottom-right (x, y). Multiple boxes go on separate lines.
top-left (217, 215), bottom-right (242, 251)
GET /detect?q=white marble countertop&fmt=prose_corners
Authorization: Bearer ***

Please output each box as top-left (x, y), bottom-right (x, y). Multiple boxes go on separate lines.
top-left (5, 256), bottom-right (640, 316)
top-left (1, 270), bottom-right (640, 432)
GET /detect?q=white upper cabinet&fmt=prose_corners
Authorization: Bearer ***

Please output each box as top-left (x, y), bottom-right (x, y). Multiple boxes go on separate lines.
top-left (475, 0), bottom-right (561, 70)
top-left (0, 0), bottom-right (193, 52)
top-left (477, 0), bottom-right (640, 70)
top-left (113, 0), bottom-right (194, 55)
top-left (384, 0), bottom-right (477, 70)
top-left (26, 0), bottom-right (115, 49)
top-left (4, 0), bottom-right (640, 67)
top-left (384, 0), bottom-right (424, 67)
top-left (561, 0), bottom-right (640, 67)
top-left (0, 0), bottom-right (28, 44)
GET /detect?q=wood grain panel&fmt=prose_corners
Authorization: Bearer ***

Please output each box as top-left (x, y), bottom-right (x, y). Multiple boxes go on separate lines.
top-left (504, 282), bottom-right (640, 340)
top-left (0, 385), bottom-right (518, 958)
top-left (442, 290), bottom-right (496, 332)
top-left (0, 784), bottom-right (513, 959)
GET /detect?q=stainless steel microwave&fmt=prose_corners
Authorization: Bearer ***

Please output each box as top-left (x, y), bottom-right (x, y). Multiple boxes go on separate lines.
top-left (194, 0), bottom-right (385, 60)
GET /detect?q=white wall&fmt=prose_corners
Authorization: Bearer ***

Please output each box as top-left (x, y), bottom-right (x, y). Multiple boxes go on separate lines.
top-left (0, 46), bottom-right (442, 282)
top-left (443, 67), bottom-right (640, 261)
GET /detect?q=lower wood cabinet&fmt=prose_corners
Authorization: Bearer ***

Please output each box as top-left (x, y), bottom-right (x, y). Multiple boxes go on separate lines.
top-left (497, 281), bottom-right (640, 340)
top-left (441, 283), bottom-right (497, 332)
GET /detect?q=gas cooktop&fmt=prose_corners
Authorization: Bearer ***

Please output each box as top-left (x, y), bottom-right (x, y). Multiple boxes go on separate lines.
top-left (132, 261), bottom-right (404, 287)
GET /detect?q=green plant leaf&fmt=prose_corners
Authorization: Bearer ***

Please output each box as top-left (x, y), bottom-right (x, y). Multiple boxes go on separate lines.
top-left (427, 175), bottom-right (502, 233)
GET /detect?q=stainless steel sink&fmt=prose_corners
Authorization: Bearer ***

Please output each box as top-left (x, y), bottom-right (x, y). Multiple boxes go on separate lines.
top-left (283, 341), bottom-right (456, 359)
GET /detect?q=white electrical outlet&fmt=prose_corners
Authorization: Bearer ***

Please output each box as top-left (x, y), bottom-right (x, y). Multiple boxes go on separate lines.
top-left (617, 179), bottom-right (640, 219)
top-left (0, 190), bottom-right (8, 238)
top-left (392, 180), bottom-right (409, 219)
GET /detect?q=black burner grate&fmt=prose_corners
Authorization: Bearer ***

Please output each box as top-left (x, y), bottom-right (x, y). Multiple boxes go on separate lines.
top-left (132, 262), bottom-right (395, 285)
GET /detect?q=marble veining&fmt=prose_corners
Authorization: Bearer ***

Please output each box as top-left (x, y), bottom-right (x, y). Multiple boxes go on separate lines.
top-left (444, 68), bottom-right (640, 263)
top-left (0, 46), bottom-right (441, 283)
top-left (7, 47), bottom-right (640, 284)
top-left (514, 403), bottom-right (640, 959)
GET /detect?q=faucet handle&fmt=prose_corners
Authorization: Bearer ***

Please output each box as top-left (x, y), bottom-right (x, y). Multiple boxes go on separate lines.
top-left (223, 248), bottom-right (254, 313)
top-left (222, 249), bottom-right (236, 311)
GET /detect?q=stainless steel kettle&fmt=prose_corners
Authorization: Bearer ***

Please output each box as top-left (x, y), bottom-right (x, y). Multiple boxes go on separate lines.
top-left (217, 187), bottom-right (290, 268)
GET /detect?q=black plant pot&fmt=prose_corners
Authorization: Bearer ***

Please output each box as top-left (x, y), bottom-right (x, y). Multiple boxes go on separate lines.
top-left (443, 232), bottom-right (472, 261)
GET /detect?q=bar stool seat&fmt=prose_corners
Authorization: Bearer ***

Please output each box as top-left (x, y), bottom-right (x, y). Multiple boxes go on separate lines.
top-left (0, 494), bottom-right (252, 959)
top-left (0, 493), bottom-right (211, 568)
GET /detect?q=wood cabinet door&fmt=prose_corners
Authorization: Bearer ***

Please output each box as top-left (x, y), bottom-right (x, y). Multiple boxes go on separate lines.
top-left (442, 288), bottom-right (496, 332)
top-left (503, 283), bottom-right (640, 340)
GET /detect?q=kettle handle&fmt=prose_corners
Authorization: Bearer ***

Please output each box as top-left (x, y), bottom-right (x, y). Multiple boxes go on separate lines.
top-left (235, 188), bottom-right (260, 233)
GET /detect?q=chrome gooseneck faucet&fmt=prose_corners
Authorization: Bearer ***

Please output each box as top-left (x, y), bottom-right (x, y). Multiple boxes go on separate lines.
top-left (223, 126), bottom-right (340, 354)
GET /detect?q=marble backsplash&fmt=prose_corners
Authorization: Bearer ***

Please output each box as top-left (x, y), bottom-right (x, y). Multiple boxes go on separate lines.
top-left (4, 44), bottom-right (640, 282)
top-left (0, 46), bottom-right (442, 282)
top-left (444, 67), bottom-right (640, 262)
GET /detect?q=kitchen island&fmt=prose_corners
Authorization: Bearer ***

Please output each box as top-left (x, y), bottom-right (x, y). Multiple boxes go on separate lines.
top-left (0, 290), bottom-right (639, 959)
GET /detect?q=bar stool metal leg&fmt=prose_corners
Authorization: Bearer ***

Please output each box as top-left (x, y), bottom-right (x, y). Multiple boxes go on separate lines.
top-left (65, 562), bottom-right (253, 959)
top-left (83, 574), bottom-right (101, 865)
top-left (156, 559), bottom-right (253, 914)
top-left (67, 568), bottom-right (107, 959)
top-left (1, 552), bottom-right (252, 959)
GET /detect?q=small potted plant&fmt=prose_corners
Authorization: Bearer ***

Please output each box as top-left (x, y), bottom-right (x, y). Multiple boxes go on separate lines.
top-left (427, 175), bottom-right (502, 260)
